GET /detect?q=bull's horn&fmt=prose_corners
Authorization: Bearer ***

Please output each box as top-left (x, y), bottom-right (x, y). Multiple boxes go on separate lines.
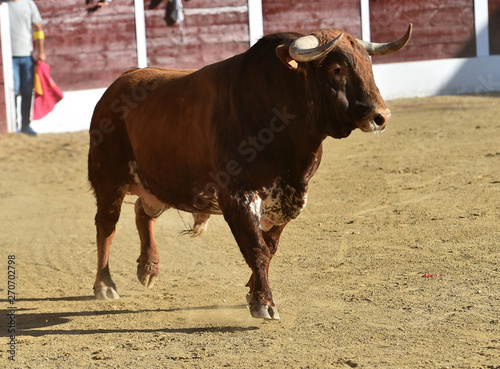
top-left (289, 33), bottom-right (343, 62)
top-left (357, 24), bottom-right (412, 56)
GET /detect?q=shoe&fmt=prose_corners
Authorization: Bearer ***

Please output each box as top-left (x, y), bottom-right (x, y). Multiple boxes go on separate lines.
top-left (20, 126), bottom-right (38, 136)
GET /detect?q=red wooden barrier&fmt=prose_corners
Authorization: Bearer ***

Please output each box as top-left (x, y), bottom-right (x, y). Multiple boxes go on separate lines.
top-left (263, 0), bottom-right (362, 38)
top-left (146, 0), bottom-right (249, 69)
top-left (35, 0), bottom-right (251, 90)
top-left (370, 0), bottom-right (476, 64)
top-left (37, 0), bottom-right (137, 91)
top-left (490, 0), bottom-right (500, 54)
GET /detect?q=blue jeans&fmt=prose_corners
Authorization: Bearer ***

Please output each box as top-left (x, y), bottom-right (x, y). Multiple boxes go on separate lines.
top-left (12, 56), bottom-right (35, 130)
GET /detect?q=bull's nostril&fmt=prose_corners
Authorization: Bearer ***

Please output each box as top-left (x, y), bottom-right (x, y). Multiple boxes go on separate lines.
top-left (374, 114), bottom-right (386, 126)
top-left (373, 109), bottom-right (391, 126)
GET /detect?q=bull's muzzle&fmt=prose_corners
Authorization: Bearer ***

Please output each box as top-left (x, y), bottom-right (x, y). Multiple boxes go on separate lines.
top-left (364, 107), bottom-right (391, 133)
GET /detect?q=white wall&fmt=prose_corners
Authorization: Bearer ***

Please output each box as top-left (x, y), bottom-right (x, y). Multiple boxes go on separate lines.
top-left (31, 88), bottom-right (105, 134)
top-left (374, 56), bottom-right (500, 100)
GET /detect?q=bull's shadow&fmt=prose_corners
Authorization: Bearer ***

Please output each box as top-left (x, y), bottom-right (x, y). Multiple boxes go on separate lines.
top-left (1, 303), bottom-right (256, 337)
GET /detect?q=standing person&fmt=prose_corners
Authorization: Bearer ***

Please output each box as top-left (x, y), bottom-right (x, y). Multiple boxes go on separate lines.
top-left (7, 0), bottom-right (46, 135)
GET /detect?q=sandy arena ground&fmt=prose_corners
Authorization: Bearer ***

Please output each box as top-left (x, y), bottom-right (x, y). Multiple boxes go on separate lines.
top-left (0, 94), bottom-right (499, 368)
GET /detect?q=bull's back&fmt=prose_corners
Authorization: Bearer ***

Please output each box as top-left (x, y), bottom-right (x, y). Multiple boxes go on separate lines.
top-left (89, 66), bottom-right (217, 205)
top-left (91, 67), bottom-right (195, 125)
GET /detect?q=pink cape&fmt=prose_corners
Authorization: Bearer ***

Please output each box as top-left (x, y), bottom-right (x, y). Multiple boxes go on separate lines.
top-left (33, 61), bottom-right (63, 120)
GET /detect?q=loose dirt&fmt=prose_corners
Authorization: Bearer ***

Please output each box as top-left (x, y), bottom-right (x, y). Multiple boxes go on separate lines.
top-left (1, 94), bottom-right (499, 368)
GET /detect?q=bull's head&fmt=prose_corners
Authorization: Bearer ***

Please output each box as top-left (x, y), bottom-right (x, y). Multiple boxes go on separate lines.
top-left (276, 25), bottom-right (412, 138)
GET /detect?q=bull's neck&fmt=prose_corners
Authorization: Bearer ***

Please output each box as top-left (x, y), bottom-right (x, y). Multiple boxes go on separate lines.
top-left (203, 47), bottom-right (327, 183)
top-left (235, 53), bottom-right (326, 147)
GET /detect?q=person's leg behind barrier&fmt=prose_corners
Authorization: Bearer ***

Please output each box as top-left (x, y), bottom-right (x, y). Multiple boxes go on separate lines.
top-left (19, 57), bottom-right (35, 131)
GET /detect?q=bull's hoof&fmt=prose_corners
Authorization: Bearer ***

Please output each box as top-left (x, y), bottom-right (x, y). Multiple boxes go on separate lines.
top-left (137, 257), bottom-right (159, 288)
top-left (94, 286), bottom-right (120, 300)
top-left (249, 303), bottom-right (280, 320)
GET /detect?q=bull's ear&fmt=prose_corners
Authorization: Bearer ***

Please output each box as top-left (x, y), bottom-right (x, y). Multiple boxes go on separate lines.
top-left (276, 45), bottom-right (299, 70)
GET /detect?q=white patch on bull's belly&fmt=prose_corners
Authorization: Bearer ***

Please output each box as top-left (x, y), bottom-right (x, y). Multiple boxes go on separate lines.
top-left (260, 178), bottom-right (308, 232)
top-left (127, 161), bottom-right (167, 216)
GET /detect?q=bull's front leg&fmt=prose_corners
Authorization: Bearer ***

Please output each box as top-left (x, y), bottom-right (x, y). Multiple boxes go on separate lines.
top-left (246, 222), bottom-right (288, 306)
top-left (219, 190), bottom-right (279, 320)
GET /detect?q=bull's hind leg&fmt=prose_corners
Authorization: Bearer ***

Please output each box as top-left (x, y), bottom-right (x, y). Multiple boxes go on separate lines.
top-left (93, 186), bottom-right (128, 300)
top-left (135, 197), bottom-right (166, 288)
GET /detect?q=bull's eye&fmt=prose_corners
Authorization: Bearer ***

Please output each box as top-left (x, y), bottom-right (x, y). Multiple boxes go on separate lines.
top-left (327, 64), bottom-right (344, 85)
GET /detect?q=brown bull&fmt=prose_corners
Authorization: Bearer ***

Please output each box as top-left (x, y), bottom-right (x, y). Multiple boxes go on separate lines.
top-left (88, 25), bottom-right (412, 320)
